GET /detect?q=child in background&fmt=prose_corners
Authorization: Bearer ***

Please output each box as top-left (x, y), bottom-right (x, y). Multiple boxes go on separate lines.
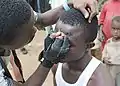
top-left (102, 16), bottom-right (120, 84)
top-left (99, 0), bottom-right (120, 50)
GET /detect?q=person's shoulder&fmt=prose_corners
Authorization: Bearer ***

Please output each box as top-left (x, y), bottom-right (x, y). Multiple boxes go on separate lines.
top-left (95, 63), bottom-right (109, 75)
top-left (92, 63), bottom-right (115, 86)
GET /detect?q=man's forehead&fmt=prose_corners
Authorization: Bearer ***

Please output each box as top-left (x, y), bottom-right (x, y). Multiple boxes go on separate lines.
top-left (56, 21), bottom-right (78, 31)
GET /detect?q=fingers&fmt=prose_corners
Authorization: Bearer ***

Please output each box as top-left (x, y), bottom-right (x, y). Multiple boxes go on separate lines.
top-left (58, 37), bottom-right (70, 58)
top-left (50, 32), bottom-right (61, 39)
top-left (45, 32), bottom-right (62, 48)
top-left (72, 0), bottom-right (89, 19)
top-left (44, 35), bottom-right (55, 50)
top-left (61, 37), bottom-right (70, 49)
top-left (46, 32), bottom-right (65, 51)
top-left (51, 38), bottom-right (64, 50)
top-left (74, 3), bottom-right (89, 19)
top-left (88, 12), bottom-right (97, 23)
top-left (44, 36), bottom-right (70, 63)
top-left (80, 7), bottom-right (89, 18)
top-left (88, 1), bottom-right (98, 23)
top-left (72, 0), bottom-right (98, 23)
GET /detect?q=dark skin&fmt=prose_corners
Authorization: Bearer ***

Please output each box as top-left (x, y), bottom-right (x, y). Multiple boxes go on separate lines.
top-left (0, 6), bottom-right (65, 86)
top-left (0, 1), bottom-right (98, 85)
top-left (1, 5), bottom-right (65, 49)
top-left (52, 20), bottom-right (115, 86)
top-left (2, 1), bottom-right (97, 49)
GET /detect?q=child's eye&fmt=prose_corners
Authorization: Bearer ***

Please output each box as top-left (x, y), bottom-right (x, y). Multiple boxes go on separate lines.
top-left (113, 28), bottom-right (115, 29)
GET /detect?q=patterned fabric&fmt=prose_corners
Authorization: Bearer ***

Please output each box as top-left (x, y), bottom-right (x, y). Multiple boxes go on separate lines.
top-left (0, 60), bottom-right (13, 86)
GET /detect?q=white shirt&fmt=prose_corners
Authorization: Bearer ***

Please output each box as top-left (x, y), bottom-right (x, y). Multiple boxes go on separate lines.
top-left (102, 38), bottom-right (120, 65)
top-left (55, 57), bottom-right (101, 86)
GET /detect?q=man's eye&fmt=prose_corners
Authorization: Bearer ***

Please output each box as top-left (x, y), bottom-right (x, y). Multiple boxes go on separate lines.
top-left (65, 32), bottom-right (72, 36)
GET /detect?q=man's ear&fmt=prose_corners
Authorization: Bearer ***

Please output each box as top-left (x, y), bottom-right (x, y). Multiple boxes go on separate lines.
top-left (86, 42), bottom-right (95, 49)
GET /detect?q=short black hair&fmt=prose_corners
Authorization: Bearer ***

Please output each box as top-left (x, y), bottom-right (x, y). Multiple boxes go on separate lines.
top-left (112, 16), bottom-right (120, 24)
top-left (0, 0), bottom-right (31, 45)
top-left (59, 8), bottom-right (98, 43)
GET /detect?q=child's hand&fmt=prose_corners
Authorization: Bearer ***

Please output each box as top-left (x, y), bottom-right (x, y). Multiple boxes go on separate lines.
top-left (103, 57), bottom-right (112, 65)
top-left (98, 25), bottom-right (105, 42)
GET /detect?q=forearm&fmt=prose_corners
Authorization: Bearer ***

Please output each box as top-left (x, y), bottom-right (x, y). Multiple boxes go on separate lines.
top-left (12, 64), bottom-right (50, 86)
top-left (24, 64), bottom-right (50, 86)
top-left (35, 5), bottom-right (64, 29)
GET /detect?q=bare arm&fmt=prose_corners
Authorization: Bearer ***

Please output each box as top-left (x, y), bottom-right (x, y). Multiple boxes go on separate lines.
top-left (98, 24), bottom-right (106, 43)
top-left (87, 64), bottom-right (115, 86)
top-left (97, 64), bottom-right (115, 86)
top-left (51, 64), bottom-right (58, 86)
top-left (24, 64), bottom-right (50, 86)
top-left (12, 33), bottom-right (70, 86)
top-left (102, 43), bottom-right (111, 64)
top-left (35, 5), bottom-right (65, 29)
top-left (12, 64), bottom-right (50, 86)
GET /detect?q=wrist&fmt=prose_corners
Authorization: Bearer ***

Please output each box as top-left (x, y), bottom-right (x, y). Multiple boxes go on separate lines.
top-left (63, 2), bottom-right (71, 11)
top-left (41, 58), bottom-right (54, 68)
top-left (33, 11), bottom-right (38, 23)
top-left (34, 12), bottom-right (44, 30)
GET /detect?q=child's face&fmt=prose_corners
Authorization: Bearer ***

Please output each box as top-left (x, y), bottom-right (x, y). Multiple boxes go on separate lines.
top-left (111, 21), bottom-right (120, 40)
top-left (3, 9), bottom-right (36, 49)
top-left (55, 21), bottom-right (86, 63)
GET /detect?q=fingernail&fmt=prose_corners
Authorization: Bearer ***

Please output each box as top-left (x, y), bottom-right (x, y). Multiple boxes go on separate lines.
top-left (56, 36), bottom-right (63, 39)
top-left (85, 13), bottom-right (89, 18)
top-left (89, 20), bottom-right (91, 23)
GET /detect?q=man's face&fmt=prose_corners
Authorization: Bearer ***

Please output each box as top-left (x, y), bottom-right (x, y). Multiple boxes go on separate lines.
top-left (111, 21), bottom-right (120, 40)
top-left (2, 9), bottom-right (37, 49)
top-left (55, 21), bottom-right (86, 63)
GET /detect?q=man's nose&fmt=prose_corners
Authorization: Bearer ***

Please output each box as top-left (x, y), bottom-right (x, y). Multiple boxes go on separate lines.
top-left (55, 32), bottom-right (65, 39)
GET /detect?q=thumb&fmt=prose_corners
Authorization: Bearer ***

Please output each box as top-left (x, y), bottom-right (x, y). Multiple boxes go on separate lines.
top-left (80, 7), bottom-right (89, 18)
